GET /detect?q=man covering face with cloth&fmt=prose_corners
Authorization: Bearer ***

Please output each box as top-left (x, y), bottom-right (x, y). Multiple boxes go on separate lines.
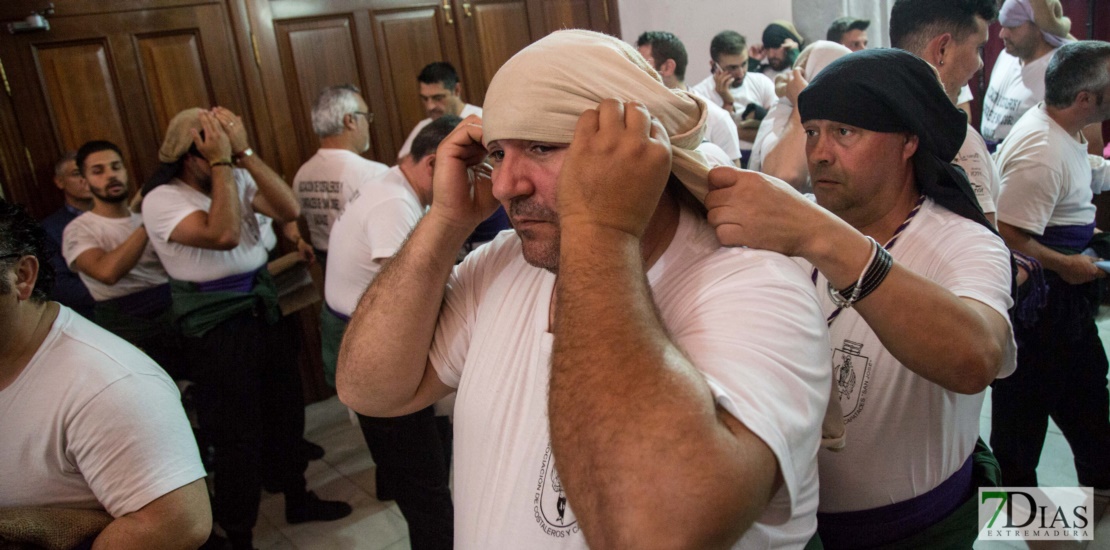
top-left (337, 29), bottom-right (831, 549)
top-left (706, 48), bottom-right (1016, 549)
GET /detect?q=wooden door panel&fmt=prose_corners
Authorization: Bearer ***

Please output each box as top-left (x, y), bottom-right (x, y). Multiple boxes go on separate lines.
top-left (0, 2), bottom-right (250, 219)
top-left (461, 1), bottom-right (531, 101)
top-left (34, 41), bottom-right (131, 162)
top-left (136, 31), bottom-right (215, 136)
top-left (274, 16), bottom-right (364, 164)
top-left (373, 8), bottom-right (457, 149)
top-left (541, 0), bottom-right (590, 33)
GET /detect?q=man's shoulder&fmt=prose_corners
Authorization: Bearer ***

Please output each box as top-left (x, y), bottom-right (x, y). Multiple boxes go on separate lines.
top-left (745, 71), bottom-right (775, 87)
top-left (41, 208), bottom-right (77, 241)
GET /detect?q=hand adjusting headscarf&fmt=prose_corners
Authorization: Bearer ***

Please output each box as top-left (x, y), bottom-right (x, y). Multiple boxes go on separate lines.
top-left (999, 0), bottom-right (1073, 48)
top-left (797, 48), bottom-right (995, 234)
top-left (482, 29), bottom-right (713, 202)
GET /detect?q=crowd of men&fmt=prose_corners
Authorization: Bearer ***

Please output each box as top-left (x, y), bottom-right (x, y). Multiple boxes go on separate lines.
top-left (2, 0), bottom-right (1109, 548)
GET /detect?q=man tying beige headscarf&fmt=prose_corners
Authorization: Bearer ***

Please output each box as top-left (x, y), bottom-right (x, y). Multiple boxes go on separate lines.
top-left (336, 29), bottom-right (831, 549)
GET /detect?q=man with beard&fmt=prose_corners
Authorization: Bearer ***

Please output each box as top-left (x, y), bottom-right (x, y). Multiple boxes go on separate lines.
top-left (142, 108), bottom-right (351, 550)
top-left (751, 21), bottom-right (804, 79)
top-left (689, 30), bottom-right (776, 154)
top-left (396, 62), bottom-right (483, 160)
top-left (338, 30), bottom-right (831, 548)
top-left (62, 140), bottom-right (182, 376)
top-left (294, 85), bottom-right (388, 264)
top-left (981, 0), bottom-right (1072, 145)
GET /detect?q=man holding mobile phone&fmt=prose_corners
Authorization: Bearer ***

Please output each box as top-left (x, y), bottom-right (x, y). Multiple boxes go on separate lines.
top-left (689, 30), bottom-right (776, 154)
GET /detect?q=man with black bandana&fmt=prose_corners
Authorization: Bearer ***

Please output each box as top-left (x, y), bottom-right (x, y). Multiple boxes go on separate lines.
top-left (705, 49), bottom-right (1016, 548)
top-left (751, 21), bottom-right (804, 79)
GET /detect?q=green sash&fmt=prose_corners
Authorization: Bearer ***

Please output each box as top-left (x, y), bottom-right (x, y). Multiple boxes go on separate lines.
top-left (169, 269), bottom-right (280, 338)
top-left (319, 305), bottom-right (349, 388)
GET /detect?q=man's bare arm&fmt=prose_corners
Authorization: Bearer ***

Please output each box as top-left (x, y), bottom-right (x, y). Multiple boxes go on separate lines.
top-left (168, 113), bottom-right (241, 250)
top-left (760, 69), bottom-right (809, 189)
top-left (91, 478), bottom-right (211, 550)
top-left (71, 226), bottom-right (149, 285)
top-left (999, 221), bottom-right (1104, 285)
top-left (706, 168), bottom-right (1011, 394)
top-left (550, 100), bottom-right (780, 548)
top-left (337, 116), bottom-right (498, 417)
top-left (212, 107), bottom-right (299, 223)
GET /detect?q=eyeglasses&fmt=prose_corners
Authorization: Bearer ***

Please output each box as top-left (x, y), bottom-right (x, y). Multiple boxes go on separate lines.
top-left (0, 253), bottom-right (22, 262)
top-left (352, 111), bottom-right (374, 123)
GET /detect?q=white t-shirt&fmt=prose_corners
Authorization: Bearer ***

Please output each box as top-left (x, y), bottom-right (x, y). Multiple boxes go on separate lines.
top-left (690, 73), bottom-right (777, 149)
top-left (142, 169), bottom-right (269, 283)
top-left (397, 103), bottom-right (483, 160)
top-left (957, 84), bottom-right (973, 105)
top-left (995, 103), bottom-right (1108, 234)
top-left (325, 166), bottom-right (424, 316)
top-left (807, 199), bottom-right (1016, 512)
top-left (954, 124), bottom-right (1001, 215)
top-left (430, 205), bottom-right (831, 549)
top-left (748, 98), bottom-right (794, 173)
top-left (981, 49), bottom-right (1055, 143)
top-left (0, 306), bottom-right (205, 517)
top-left (62, 211), bottom-right (168, 301)
top-left (293, 148), bottom-right (389, 252)
top-left (703, 99), bottom-right (741, 162)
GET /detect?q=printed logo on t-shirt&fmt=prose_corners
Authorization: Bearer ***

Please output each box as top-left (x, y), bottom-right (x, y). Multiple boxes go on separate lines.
top-left (534, 443), bottom-right (579, 538)
top-left (833, 339), bottom-right (872, 423)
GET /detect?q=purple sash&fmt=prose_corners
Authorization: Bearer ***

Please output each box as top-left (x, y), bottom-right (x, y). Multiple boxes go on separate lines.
top-left (817, 454), bottom-right (973, 548)
top-left (1036, 223), bottom-right (1094, 250)
top-left (194, 268), bottom-right (260, 293)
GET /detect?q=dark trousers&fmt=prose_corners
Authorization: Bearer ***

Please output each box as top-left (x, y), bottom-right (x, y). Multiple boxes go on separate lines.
top-left (358, 407), bottom-right (453, 550)
top-left (991, 276), bottom-right (1110, 489)
top-left (188, 312), bottom-right (308, 533)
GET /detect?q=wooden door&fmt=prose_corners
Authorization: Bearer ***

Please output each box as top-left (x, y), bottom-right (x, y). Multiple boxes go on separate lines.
top-left (0, 0), bottom-right (253, 219)
top-left (452, 0), bottom-right (534, 105)
top-left (249, 0), bottom-right (466, 176)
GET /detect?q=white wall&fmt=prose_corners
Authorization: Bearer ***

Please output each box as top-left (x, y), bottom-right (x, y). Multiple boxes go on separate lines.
top-left (617, 1), bottom-right (794, 85)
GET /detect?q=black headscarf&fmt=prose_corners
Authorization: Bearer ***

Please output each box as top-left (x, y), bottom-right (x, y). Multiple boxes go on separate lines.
top-left (762, 22), bottom-right (802, 49)
top-left (797, 48), bottom-right (994, 234)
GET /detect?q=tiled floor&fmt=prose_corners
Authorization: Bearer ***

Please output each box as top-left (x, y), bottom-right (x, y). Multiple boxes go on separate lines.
top-left (263, 313), bottom-right (1110, 549)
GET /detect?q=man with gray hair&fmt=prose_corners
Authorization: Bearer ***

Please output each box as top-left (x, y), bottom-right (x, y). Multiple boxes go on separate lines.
top-left (991, 40), bottom-right (1110, 491)
top-left (293, 84), bottom-right (388, 264)
top-left (41, 151), bottom-right (96, 319)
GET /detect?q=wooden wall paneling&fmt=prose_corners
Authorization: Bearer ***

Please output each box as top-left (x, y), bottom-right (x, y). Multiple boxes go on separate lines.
top-left (540, 0), bottom-right (591, 34)
top-left (455, 0), bottom-right (533, 104)
top-left (0, 56), bottom-right (36, 207)
top-left (0, 2), bottom-right (253, 219)
top-left (1, 0), bottom-right (224, 20)
top-left (273, 15), bottom-right (364, 165)
top-left (135, 31), bottom-right (216, 139)
top-left (371, 5), bottom-right (465, 157)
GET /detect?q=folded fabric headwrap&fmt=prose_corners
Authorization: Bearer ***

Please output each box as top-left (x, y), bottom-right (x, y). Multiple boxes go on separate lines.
top-left (798, 48), bottom-right (994, 234)
top-left (798, 40), bottom-right (853, 81)
top-left (143, 108), bottom-right (206, 195)
top-left (763, 20), bottom-right (803, 49)
top-left (482, 29), bottom-right (712, 201)
top-left (999, 0), bottom-right (1073, 48)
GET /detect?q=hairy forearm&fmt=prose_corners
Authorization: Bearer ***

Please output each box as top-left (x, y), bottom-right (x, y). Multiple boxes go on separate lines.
top-left (550, 226), bottom-right (767, 548)
top-left (807, 227), bottom-right (1003, 393)
top-left (337, 212), bottom-right (470, 416)
top-left (208, 167), bottom-right (242, 246)
top-left (240, 155), bottom-right (299, 222)
top-left (75, 227), bottom-right (148, 285)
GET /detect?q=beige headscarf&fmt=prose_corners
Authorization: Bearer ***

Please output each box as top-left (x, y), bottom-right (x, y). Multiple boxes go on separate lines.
top-left (482, 29), bottom-right (713, 201)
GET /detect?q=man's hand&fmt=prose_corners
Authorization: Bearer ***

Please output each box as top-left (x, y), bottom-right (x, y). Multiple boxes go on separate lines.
top-left (557, 99), bottom-right (672, 238)
top-left (748, 44), bottom-right (766, 61)
top-left (1057, 253), bottom-right (1106, 285)
top-left (713, 69), bottom-right (736, 109)
top-left (192, 111), bottom-right (232, 163)
top-left (427, 115), bottom-right (499, 232)
top-left (705, 166), bottom-right (848, 257)
top-left (211, 107), bottom-right (250, 155)
top-left (783, 68), bottom-right (808, 105)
